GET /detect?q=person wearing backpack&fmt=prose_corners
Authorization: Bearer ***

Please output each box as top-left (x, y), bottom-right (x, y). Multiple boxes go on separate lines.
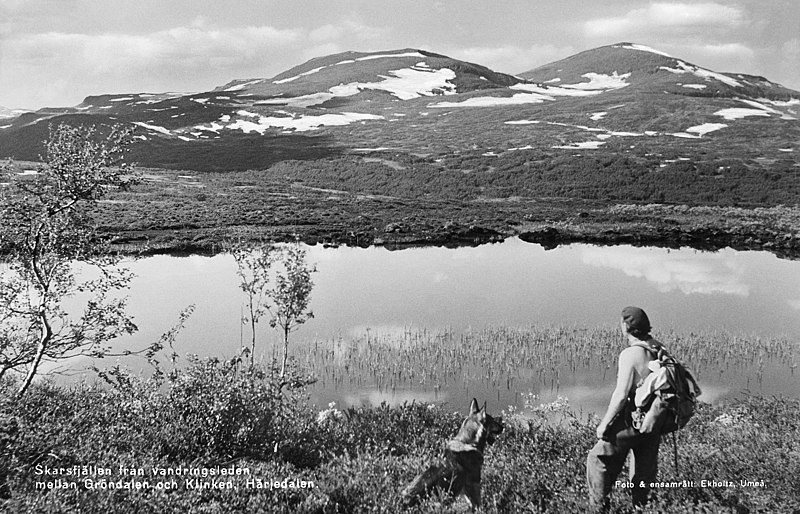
top-left (586, 306), bottom-right (663, 512)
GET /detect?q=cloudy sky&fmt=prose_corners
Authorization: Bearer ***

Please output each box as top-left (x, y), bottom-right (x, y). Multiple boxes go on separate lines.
top-left (1, 0), bottom-right (798, 109)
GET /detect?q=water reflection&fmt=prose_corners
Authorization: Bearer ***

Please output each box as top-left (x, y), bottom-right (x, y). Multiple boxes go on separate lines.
top-left (16, 239), bottom-right (799, 411)
top-left (581, 246), bottom-right (749, 296)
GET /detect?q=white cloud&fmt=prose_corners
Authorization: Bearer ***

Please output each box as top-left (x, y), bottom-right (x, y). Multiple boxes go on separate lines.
top-left (585, 2), bottom-right (746, 38)
top-left (782, 38), bottom-right (800, 59)
top-left (0, 24), bottom-right (303, 106)
top-left (692, 42), bottom-right (755, 59)
top-left (309, 24), bottom-right (346, 42)
top-left (309, 20), bottom-right (389, 43)
top-left (582, 3), bottom-right (758, 81)
top-left (776, 38), bottom-right (800, 88)
top-left (581, 246), bottom-right (750, 296)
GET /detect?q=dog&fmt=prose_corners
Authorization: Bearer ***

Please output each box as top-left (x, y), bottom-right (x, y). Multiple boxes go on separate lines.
top-left (401, 398), bottom-right (504, 509)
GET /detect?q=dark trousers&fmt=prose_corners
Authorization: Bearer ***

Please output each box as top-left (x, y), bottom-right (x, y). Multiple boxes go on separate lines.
top-left (586, 426), bottom-right (661, 512)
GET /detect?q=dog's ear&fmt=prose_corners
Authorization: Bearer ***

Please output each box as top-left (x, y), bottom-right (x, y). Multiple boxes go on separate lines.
top-left (482, 400), bottom-right (487, 413)
top-left (469, 398), bottom-right (480, 415)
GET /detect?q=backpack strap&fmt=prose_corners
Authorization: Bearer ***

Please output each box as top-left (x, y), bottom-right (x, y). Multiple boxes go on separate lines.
top-left (683, 368), bottom-right (702, 397)
top-left (631, 340), bottom-right (661, 357)
top-left (630, 341), bottom-right (660, 391)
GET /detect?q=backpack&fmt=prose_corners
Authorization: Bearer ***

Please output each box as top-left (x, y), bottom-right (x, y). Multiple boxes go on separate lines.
top-left (631, 341), bottom-right (701, 434)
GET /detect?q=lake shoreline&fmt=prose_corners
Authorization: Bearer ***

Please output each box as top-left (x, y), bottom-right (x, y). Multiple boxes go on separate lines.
top-left (104, 200), bottom-right (800, 259)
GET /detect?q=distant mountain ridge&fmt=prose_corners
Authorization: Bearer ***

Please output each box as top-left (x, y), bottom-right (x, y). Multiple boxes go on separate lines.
top-left (521, 43), bottom-right (797, 101)
top-left (0, 43), bottom-right (797, 171)
top-left (215, 48), bottom-right (521, 102)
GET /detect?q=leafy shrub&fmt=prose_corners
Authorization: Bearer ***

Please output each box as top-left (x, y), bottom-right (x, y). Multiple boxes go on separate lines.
top-left (2, 366), bottom-right (798, 512)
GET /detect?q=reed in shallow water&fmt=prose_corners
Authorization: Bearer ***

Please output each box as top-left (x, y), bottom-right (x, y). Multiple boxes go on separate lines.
top-left (294, 324), bottom-right (797, 402)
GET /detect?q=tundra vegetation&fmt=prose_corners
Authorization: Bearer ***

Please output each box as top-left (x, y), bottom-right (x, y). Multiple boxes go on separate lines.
top-left (1, 126), bottom-right (798, 512)
top-left (76, 150), bottom-right (799, 257)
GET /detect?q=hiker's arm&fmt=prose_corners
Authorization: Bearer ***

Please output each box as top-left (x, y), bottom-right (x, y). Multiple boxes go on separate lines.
top-left (596, 350), bottom-right (636, 439)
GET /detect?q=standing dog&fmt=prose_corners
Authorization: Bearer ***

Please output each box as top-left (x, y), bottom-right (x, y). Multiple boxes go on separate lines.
top-left (402, 399), bottom-right (504, 509)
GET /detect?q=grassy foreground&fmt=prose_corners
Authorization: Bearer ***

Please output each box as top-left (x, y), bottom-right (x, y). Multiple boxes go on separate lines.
top-left (1, 355), bottom-right (798, 514)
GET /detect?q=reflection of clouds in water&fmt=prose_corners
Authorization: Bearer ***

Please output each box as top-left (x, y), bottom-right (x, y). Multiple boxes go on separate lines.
top-left (531, 382), bottom-right (731, 416)
top-left (343, 389), bottom-right (447, 407)
top-left (581, 247), bottom-right (749, 296)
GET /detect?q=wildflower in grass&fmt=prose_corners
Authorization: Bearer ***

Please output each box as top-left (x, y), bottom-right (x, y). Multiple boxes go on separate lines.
top-left (714, 413), bottom-right (735, 426)
top-left (316, 402), bottom-right (344, 425)
top-left (531, 396), bottom-right (571, 413)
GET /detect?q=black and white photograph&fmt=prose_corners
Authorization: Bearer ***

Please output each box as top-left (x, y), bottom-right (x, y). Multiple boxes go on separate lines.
top-left (1, 1), bottom-right (798, 512)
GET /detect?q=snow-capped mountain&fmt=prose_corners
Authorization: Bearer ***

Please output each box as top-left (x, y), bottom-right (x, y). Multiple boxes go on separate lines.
top-left (0, 43), bottom-right (796, 170)
top-left (217, 49), bottom-right (519, 102)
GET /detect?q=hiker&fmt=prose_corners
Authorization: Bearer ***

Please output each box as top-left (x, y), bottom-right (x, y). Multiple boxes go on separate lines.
top-left (586, 306), bottom-right (661, 512)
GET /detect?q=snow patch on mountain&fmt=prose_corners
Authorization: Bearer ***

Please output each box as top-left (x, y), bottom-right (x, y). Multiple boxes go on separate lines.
top-left (561, 72), bottom-right (630, 90)
top-left (260, 67), bottom-right (457, 107)
top-left (505, 116), bottom-right (724, 141)
top-left (274, 66), bottom-right (327, 85)
top-left (225, 79), bottom-right (265, 92)
top-left (191, 111), bottom-right (385, 134)
top-left (714, 108), bottom-right (771, 120)
top-left (133, 122), bottom-right (172, 135)
top-left (660, 61), bottom-right (742, 88)
top-left (429, 75), bottom-right (629, 108)
top-left (614, 44), bottom-right (672, 57)
top-left (356, 51), bottom-right (427, 62)
top-left (554, 141), bottom-right (606, 149)
top-left (429, 92), bottom-right (551, 108)
top-left (686, 123), bottom-right (727, 135)
top-left (511, 83), bottom-right (603, 97)
top-left (274, 51), bottom-right (428, 85)
top-left (668, 123), bottom-right (728, 137)
top-left (761, 98), bottom-right (799, 107)
top-left (369, 67), bottom-right (457, 100)
top-left (714, 98), bottom-right (782, 120)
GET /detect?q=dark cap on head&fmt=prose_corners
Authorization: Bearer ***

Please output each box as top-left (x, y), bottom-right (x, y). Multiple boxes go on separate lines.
top-left (621, 306), bottom-right (651, 338)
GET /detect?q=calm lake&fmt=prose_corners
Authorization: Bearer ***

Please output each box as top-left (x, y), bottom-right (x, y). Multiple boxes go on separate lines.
top-left (73, 238), bottom-right (799, 415)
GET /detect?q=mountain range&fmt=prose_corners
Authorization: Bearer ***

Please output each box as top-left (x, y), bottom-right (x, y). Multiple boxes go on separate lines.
top-left (0, 42), bottom-right (797, 171)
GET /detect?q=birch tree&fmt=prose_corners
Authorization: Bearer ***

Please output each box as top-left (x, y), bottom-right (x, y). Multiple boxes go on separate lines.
top-left (0, 123), bottom-right (138, 397)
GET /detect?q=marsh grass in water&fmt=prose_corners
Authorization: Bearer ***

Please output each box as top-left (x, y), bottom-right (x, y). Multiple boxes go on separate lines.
top-left (1, 327), bottom-right (798, 512)
top-left (295, 325), bottom-right (797, 402)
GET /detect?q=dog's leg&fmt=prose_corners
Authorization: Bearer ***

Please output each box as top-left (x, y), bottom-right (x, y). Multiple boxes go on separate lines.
top-left (464, 481), bottom-right (481, 510)
top-left (402, 464), bottom-right (453, 506)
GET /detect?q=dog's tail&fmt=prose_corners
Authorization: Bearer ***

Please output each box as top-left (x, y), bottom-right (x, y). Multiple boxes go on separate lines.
top-left (401, 464), bottom-right (452, 507)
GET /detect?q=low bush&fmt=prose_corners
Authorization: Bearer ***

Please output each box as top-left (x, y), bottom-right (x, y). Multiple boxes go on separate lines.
top-left (1, 361), bottom-right (798, 512)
